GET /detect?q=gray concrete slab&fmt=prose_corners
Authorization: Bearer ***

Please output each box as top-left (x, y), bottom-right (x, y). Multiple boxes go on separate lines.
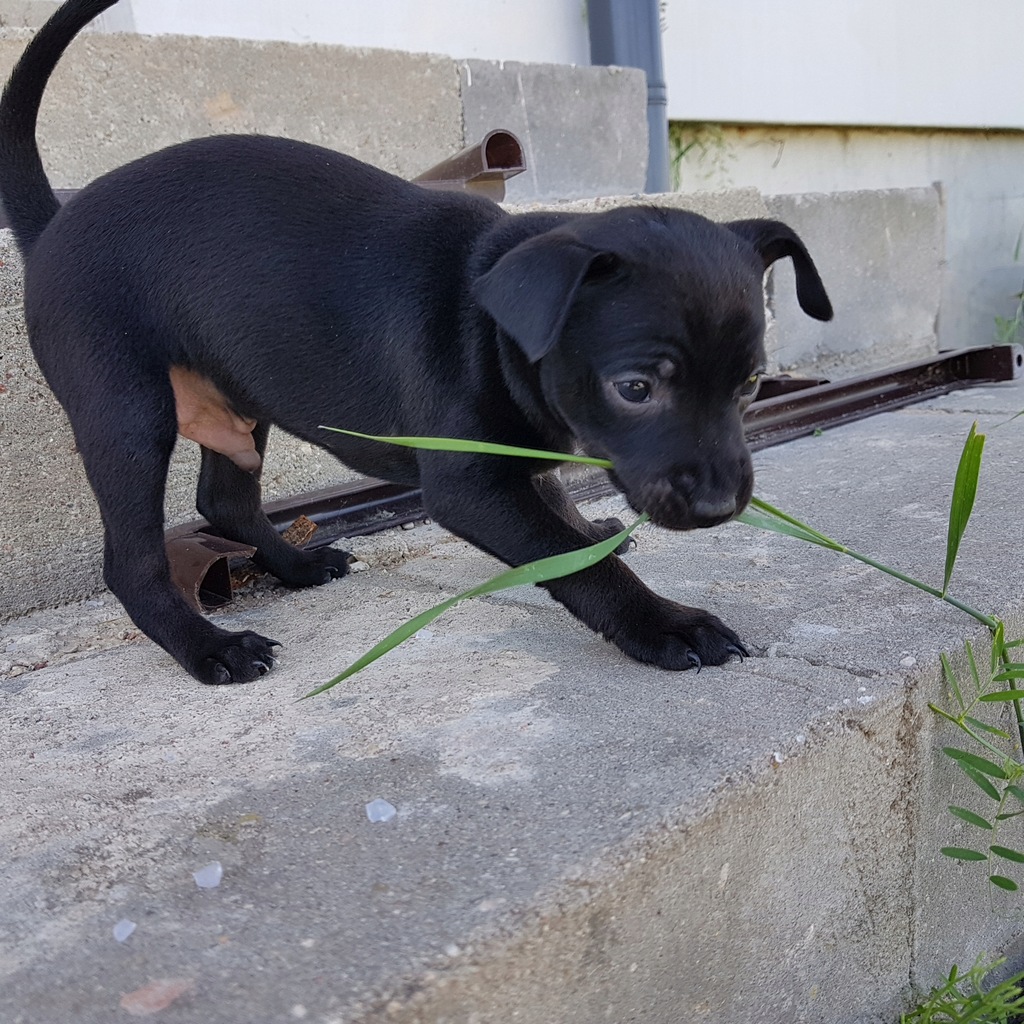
top-left (459, 59), bottom-right (647, 202)
top-left (2, 380), bottom-right (1023, 1023)
top-left (0, 28), bottom-right (464, 186)
top-left (766, 189), bottom-right (945, 374)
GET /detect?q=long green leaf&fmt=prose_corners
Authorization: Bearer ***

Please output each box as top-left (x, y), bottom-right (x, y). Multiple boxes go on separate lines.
top-left (979, 689), bottom-right (1024, 703)
top-left (962, 766), bottom-right (1002, 800)
top-left (303, 514), bottom-right (647, 698)
top-left (941, 847), bottom-right (988, 861)
top-left (989, 874), bottom-right (1019, 892)
top-left (947, 806), bottom-right (993, 829)
top-left (962, 716), bottom-right (1012, 741)
top-left (990, 845), bottom-right (1024, 864)
top-left (941, 653), bottom-right (966, 711)
top-left (319, 427), bottom-right (614, 468)
top-left (943, 423), bottom-right (985, 596)
top-left (993, 664), bottom-right (1024, 682)
top-left (943, 747), bottom-right (1009, 779)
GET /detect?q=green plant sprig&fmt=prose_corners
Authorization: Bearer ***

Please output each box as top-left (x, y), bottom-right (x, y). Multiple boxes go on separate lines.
top-left (902, 955), bottom-right (1024, 1023)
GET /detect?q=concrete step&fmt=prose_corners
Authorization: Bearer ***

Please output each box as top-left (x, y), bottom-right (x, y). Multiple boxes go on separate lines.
top-left (0, 2), bottom-right (57, 29)
top-left (2, 378), bottom-right (1023, 1023)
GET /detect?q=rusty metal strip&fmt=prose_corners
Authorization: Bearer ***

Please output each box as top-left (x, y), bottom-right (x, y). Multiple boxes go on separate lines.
top-left (166, 534), bottom-right (256, 611)
top-left (744, 344), bottom-right (1023, 451)
top-left (166, 343), bottom-right (1022, 588)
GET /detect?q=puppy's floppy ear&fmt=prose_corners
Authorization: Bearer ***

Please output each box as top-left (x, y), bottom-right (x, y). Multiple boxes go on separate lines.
top-left (472, 234), bottom-right (618, 362)
top-left (727, 219), bottom-right (834, 322)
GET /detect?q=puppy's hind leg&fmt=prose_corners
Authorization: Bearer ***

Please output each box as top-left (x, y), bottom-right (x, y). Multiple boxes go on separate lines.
top-left (68, 372), bottom-right (279, 684)
top-left (195, 422), bottom-right (353, 587)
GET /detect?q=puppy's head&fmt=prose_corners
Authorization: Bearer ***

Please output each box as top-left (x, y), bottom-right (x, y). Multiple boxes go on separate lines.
top-left (473, 207), bottom-right (832, 531)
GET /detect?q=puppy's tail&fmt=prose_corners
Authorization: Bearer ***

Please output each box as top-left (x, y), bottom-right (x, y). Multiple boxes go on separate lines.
top-left (0, 0), bottom-right (118, 255)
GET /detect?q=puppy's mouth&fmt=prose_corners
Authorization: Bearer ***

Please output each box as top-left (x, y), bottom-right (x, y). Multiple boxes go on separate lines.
top-left (607, 469), bottom-right (750, 531)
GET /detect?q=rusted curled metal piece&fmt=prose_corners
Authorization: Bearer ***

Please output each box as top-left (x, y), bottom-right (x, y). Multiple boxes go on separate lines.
top-left (412, 129), bottom-right (526, 201)
top-left (166, 533), bottom-right (256, 612)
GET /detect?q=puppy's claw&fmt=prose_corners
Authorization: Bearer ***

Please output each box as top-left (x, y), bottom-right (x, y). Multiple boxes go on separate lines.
top-left (687, 651), bottom-right (702, 673)
top-left (725, 642), bottom-right (748, 662)
top-left (210, 662), bottom-right (232, 685)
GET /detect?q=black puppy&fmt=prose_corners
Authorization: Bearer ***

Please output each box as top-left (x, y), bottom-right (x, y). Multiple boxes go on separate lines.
top-left (0, 0), bottom-right (832, 685)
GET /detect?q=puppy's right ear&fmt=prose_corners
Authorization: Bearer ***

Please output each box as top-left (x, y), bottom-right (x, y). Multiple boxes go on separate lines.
top-left (472, 234), bottom-right (616, 362)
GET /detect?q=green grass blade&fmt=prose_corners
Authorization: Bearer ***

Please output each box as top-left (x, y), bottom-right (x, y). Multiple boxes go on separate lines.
top-left (741, 496), bottom-right (840, 547)
top-left (993, 664), bottom-right (1024, 682)
top-left (319, 427), bottom-right (614, 468)
top-left (302, 514), bottom-right (647, 698)
top-left (948, 806), bottom-right (993, 829)
top-left (1006, 785), bottom-right (1024, 803)
top-left (943, 423), bottom-right (985, 596)
top-left (942, 653), bottom-right (966, 711)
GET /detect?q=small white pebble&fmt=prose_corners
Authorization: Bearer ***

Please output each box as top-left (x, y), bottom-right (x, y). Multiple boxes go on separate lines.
top-left (193, 861), bottom-right (223, 889)
top-left (857, 695), bottom-right (876, 706)
top-left (900, 655), bottom-right (917, 668)
top-left (113, 919), bottom-right (136, 943)
top-left (795, 734), bottom-right (807, 744)
top-left (290, 1006), bottom-right (308, 1020)
top-left (348, 560), bottom-right (370, 573)
top-left (365, 798), bottom-right (397, 823)
top-left (772, 751), bottom-right (784, 764)
top-left (443, 942), bottom-right (461, 958)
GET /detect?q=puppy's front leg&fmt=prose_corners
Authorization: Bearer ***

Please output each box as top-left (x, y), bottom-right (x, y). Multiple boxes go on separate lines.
top-left (423, 462), bottom-right (746, 671)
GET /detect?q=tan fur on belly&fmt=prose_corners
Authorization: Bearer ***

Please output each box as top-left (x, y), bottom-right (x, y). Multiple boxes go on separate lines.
top-left (169, 365), bottom-right (261, 472)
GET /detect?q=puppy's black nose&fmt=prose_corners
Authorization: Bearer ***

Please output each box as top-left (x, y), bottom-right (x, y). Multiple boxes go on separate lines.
top-left (689, 497), bottom-right (737, 528)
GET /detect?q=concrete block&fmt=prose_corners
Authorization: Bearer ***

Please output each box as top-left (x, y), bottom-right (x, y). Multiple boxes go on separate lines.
top-left (461, 58), bottom-right (648, 202)
top-left (0, 29), bottom-right (464, 185)
top-left (766, 188), bottom-right (944, 374)
top-left (0, 0), bottom-right (57, 27)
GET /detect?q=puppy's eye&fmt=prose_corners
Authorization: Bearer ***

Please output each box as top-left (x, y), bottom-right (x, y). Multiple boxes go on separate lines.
top-left (614, 380), bottom-right (651, 403)
top-left (739, 373), bottom-right (760, 398)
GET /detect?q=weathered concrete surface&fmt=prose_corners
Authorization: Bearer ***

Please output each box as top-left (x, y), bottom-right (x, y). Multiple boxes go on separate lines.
top-left (460, 59), bottom-right (647, 202)
top-left (766, 188), bottom-right (945, 373)
top-left (0, 26), bottom-right (647, 200)
top-left (1, 380), bottom-right (1022, 1023)
top-left (0, 28), bottom-right (465, 185)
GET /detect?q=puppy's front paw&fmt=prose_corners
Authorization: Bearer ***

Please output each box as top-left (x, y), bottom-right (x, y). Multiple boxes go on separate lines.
top-left (611, 601), bottom-right (747, 672)
top-left (194, 630), bottom-right (280, 684)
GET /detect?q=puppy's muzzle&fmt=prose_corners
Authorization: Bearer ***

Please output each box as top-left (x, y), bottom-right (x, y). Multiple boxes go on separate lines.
top-left (610, 457), bottom-right (753, 531)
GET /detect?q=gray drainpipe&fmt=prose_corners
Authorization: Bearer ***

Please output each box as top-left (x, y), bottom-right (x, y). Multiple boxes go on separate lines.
top-left (588, 0), bottom-right (670, 194)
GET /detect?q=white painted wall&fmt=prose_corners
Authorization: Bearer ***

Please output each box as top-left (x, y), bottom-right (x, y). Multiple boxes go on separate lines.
top-left (96, 0), bottom-right (592, 66)
top-left (100, 0), bottom-right (1024, 131)
top-left (661, 0), bottom-right (1024, 129)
